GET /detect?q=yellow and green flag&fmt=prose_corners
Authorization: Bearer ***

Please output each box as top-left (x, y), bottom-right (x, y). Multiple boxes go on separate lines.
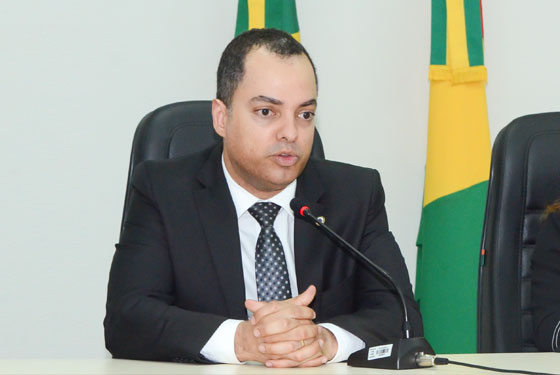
top-left (235, 0), bottom-right (300, 41)
top-left (415, 0), bottom-right (491, 354)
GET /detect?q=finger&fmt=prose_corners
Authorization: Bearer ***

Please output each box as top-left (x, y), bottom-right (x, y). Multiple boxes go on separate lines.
top-left (251, 300), bottom-right (316, 325)
top-left (254, 285), bottom-right (316, 322)
top-left (245, 299), bottom-right (266, 314)
top-left (247, 285), bottom-right (318, 326)
top-left (255, 317), bottom-right (310, 338)
top-left (255, 305), bottom-right (316, 327)
top-left (291, 285), bottom-right (316, 306)
top-left (284, 340), bottom-right (323, 363)
top-left (261, 323), bottom-right (319, 343)
top-left (265, 341), bottom-right (323, 367)
top-left (248, 300), bottom-right (282, 325)
top-left (297, 355), bottom-right (328, 368)
top-left (258, 338), bottom-right (314, 355)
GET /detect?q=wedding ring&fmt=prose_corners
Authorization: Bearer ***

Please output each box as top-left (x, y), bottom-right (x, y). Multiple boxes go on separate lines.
top-left (301, 340), bottom-right (306, 348)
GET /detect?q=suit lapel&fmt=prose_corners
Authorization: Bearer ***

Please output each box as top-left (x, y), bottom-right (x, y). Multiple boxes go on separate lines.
top-left (193, 146), bottom-right (247, 319)
top-left (294, 160), bottom-right (326, 299)
top-left (192, 150), bottom-right (327, 317)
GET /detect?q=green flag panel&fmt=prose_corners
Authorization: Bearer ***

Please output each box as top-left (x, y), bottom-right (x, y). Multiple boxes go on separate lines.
top-left (416, 181), bottom-right (488, 353)
top-left (235, 0), bottom-right (249, 36)
top-left (265, 0), bottom-right (299, 34)
top-left (464, 0), bottom-right (484, 66)
top-left (430, 0), bottom-right (447, 65)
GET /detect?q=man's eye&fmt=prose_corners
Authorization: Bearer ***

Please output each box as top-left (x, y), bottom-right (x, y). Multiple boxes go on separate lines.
top-left (299, 111), bottom-right (315, 120)
top-left (258, 108), bottom-right (271, 117)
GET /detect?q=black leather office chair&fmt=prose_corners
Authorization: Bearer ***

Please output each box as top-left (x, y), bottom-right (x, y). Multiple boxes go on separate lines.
top-left (478, 113), bottom-right (560, 352)
top-left (120, 100), bottom-right (325, 232)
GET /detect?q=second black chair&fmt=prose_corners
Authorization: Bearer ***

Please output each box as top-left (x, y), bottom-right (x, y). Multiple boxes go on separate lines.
top-left (478, 112), bottom-right (560, 352)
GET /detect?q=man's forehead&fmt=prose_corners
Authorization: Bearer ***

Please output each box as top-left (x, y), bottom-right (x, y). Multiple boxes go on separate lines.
top-left (228, 46), bottom-right (317, 108)
top-left (241, 49), bottom-right (315, 88)
top-left (243, 46), bottom-right (312, 74)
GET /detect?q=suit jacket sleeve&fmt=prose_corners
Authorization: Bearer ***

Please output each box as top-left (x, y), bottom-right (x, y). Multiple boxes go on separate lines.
top-left (104, 162), bottom-right (225, 363)
top-left (319, 169), bottom-right (423, 347)
top-left (532, 211), bottom-right (560, 352)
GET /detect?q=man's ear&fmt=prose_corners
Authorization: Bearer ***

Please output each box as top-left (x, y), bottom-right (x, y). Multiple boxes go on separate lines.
top-left (212, 98), bottom-right (228, 138)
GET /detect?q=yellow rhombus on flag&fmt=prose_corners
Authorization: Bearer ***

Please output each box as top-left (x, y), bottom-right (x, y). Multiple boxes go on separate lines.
top-left (415, 0), bottom-right (491, 354)
top-left (235, 0), bottom-right (300, 41)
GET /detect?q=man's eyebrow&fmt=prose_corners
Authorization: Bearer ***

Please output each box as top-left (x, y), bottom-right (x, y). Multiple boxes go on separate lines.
top-left (300, 99), bottom-right (317, 107)
top-left (250, 96), bottom-right (283, 105)
top-left (250, 96), bottom-right (317, 108)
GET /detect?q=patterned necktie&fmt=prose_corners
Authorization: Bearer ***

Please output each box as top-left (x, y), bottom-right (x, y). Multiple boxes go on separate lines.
top-left (248, 202), bottom-right (292, 302)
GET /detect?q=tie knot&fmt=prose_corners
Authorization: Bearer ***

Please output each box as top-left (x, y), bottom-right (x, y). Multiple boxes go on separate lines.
top-left (248, 202), bottom-right (281, 228)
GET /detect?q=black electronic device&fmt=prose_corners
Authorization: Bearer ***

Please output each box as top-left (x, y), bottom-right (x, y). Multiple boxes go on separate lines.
top-left (290, 198), bottom-right (435, 370)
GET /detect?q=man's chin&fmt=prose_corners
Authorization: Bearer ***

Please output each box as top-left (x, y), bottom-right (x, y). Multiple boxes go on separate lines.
top-left (266, 171), bottom-right (301, 190)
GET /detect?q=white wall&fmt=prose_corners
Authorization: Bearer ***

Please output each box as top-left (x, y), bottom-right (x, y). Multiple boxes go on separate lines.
top-left (485, 1), bottom-right (560, 132)
top-left (1, 0), bottom-right (559, 358)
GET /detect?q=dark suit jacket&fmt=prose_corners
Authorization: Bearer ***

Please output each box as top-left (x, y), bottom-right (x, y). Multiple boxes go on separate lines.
top-left (532, 211), bottom-right (560, 352)
top-left (104, 144), bottom-right (422, 363)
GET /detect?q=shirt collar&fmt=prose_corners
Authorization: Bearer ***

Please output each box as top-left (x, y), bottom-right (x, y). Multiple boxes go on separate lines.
top-left (222, 154), bottom-right (296, 219)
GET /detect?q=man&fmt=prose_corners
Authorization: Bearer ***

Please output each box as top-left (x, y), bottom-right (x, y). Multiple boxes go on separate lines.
top-left (105, 28), bottom-right (422, 368)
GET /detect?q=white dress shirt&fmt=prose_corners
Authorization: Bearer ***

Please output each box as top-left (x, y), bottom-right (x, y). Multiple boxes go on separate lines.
top-left (200, 156), bottom-right (365, 363)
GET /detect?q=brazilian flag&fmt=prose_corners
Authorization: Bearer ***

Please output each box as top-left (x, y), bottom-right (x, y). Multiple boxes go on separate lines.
top-left (415, 0), bottom-right (491, 354)
top-left (235, 0), bottom-right (300, 41)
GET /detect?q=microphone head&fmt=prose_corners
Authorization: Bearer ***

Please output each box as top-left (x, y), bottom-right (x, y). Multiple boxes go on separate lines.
top-left (290, 198), bottom-right (309, 217)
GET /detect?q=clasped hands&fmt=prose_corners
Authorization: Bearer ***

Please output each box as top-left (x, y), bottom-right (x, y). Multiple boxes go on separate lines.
top-left (234, 285), bottom-right (338, 367)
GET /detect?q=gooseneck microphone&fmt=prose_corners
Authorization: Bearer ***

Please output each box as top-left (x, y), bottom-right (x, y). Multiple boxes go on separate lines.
top-left (290, 199), bottom-right (413, 338)
top-left (290, 198), bottom-right (435, 370)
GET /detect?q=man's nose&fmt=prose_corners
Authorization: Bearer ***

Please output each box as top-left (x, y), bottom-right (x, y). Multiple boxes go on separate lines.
top-left (277, 116), bottom-right (298, 142)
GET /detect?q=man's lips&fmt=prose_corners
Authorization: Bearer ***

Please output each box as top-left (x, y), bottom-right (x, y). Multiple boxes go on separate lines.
top-left (271, 152), bottom-right (299, 167)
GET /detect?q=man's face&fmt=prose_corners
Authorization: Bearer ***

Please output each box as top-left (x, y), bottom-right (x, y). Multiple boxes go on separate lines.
top-left (213, 47), bottom-right (317, 199)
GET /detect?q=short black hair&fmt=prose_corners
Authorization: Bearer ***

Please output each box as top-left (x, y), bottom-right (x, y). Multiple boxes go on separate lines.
top-left (216, 28), bottom-right (317, 108)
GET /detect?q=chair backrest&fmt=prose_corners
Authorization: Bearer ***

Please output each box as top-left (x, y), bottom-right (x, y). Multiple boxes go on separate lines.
top-left (120, 100), bottom-right (326, 232)
top-left (478, 113), bottom-right (560, 352)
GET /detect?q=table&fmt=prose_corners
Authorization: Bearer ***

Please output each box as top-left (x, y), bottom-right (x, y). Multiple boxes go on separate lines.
top-left (0, 353), bottom-right (558, 374)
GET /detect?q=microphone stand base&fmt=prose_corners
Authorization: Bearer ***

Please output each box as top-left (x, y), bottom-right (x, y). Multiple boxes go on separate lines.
top-left (347, 337), bottom-right (435, 370)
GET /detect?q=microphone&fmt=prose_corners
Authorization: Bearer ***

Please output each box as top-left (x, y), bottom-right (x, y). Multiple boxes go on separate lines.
top-left (290, 198), bottom-right (435, 370)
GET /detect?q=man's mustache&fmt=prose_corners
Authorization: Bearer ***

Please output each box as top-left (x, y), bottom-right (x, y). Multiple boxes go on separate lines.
top-left (267, 143), bottom-right (302, 156)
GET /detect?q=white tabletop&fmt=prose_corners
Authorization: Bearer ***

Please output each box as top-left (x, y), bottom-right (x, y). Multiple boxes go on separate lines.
top-left (0, 353), bottom-right (558, 375)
